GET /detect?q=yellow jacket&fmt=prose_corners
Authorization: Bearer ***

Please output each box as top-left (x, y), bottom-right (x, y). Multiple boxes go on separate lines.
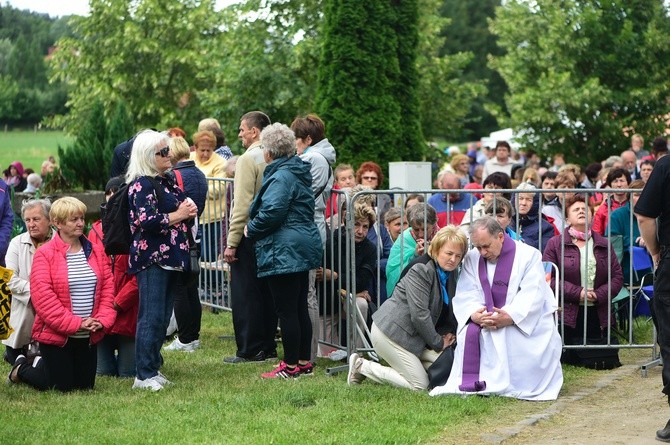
top-left (191, 152), bottom-right (227, 225)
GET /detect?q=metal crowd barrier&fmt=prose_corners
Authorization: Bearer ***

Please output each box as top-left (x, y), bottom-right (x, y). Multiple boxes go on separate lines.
top-left (198, 177), bottom-right (232, 312)
top-left (204, 181), bottom-right (659, 373)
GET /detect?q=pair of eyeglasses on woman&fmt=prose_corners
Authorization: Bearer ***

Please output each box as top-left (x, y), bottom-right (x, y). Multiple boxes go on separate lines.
top-left (362, 175), bottom-right (378, 181)
top-left (155, 146), bottom-right (170, 158)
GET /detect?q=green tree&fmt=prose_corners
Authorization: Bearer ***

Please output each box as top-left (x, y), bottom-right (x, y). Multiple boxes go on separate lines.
top-left (0, 75), bottom-right (19, 122)
top-left (417, 0), bottom-right (485, 141)
top-left (491, 0), bottom-right (670, 162)
top-left (440, 0), bottom-right (504, 138)
top-left (49, 0), bottom-right (223, 135)
top-left (392, 0), bottom-right (425, 156)
top-left (59, 100), bottom-right (108, 190)
top-left (199, 0), bottom-right (323, 151)
top-left (316, 0), bottom-right (414, 171)
top-left (0, 5), bottom-right (67, 127)
top-left (106, 101), bottom-right (135, 176)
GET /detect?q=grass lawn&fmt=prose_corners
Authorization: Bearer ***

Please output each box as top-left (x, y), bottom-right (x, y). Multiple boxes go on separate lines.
top-left (0, 130), bottom-right (71, 173)
top-left (1, 309), bottom-right (632, 445)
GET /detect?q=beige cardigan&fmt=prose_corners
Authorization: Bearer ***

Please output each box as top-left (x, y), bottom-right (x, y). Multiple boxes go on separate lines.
top-left (226, 141), bottom-right (267, 247)
top-left (2, 231), bottom-right (50, 348)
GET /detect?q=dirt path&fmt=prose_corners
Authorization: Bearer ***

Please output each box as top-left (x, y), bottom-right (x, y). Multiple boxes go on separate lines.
top-left (493, 360), bottom-right (668, 444)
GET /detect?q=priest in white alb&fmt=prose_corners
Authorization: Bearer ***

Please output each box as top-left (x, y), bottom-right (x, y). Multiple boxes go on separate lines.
top-left (430, 216), bottom-right (563, 401)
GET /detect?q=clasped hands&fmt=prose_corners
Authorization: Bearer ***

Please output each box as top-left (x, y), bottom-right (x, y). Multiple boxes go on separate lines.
top-left (471, 307), bottom-right (514, 330)
top-left (579, 288), bottom-right (598, 304)
top-left (80, 317), bottom-right (103, 332)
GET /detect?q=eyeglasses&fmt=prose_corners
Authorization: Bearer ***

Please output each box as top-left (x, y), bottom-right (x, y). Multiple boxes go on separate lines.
top-left (361, 176), bottom-right (378, 181)
top-left (155, 146), bottom-right (170, 158)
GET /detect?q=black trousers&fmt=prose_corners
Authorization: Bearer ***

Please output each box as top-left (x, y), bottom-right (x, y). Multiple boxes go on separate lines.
top-left (173, 272), bottom-right (202, 344)
top-left (4, 345), bottom-right (23, 365)
top-left (20, 338), bottom-right (97, 392)
top-left (652, 250), bottom-right (670, 397)
top-left (263, 271), bottom-right (311, 365)
top-left (230, 237), bottom-right (277, 358)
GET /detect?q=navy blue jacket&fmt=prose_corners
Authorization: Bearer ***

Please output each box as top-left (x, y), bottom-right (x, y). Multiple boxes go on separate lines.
top-left (172, 160), bottom-right (208, 218)
top-left (109, 137), bottom-right (135, 179)
top-left (246, 155), bottom-right (322, 278)
top-left (513, 195), bottom-right (555, 254)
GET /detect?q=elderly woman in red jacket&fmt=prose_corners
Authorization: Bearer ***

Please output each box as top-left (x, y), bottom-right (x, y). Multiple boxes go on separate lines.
top-left (8, 197), bottom-right (116, 392)
top-left (543, 194), bottom-right (623, 367)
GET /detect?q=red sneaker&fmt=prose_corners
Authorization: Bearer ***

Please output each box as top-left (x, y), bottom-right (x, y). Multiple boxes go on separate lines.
top-left (297, 362), bottom-right (314, 376)
top-left (261, 361), bottom-right (300, 379)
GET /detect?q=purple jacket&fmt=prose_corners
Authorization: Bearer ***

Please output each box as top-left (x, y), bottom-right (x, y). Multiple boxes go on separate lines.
top-left (543, 228), bottom-right (623, 330)
top-left (0, 179), bottom-right (14, 266)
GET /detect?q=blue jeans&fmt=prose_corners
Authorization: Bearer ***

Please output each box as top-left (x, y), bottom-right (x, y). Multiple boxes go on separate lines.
top-left (136, 265), bottom-right (178, 380)
top-left (96, 334), bottom-right (136, 378)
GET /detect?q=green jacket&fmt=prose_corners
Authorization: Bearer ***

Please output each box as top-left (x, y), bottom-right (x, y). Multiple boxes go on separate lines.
top-left (247, 155), bottom-right (322, 278)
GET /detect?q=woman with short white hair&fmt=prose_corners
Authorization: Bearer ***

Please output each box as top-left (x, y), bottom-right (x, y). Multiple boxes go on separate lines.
top-left (2, 199), bottom-right (53, 365)
top-left (125, 129), bottom-right (197, 391)
top-left (244, 123), bottom-right (322, 379)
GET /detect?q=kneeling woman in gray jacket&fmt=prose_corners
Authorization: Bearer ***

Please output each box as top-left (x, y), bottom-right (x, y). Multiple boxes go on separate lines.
top-left (244, 123), bottom-right (322, 379)
top-left (348, 225), bottom-right (467, 390)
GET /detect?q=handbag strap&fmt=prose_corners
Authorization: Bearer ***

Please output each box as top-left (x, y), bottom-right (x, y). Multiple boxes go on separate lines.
top-left (173, 168), bottom-right (185, 191)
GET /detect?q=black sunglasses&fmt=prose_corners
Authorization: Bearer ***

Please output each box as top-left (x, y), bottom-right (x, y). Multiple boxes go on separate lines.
top-left (155, 146), bottom-right (170, 158)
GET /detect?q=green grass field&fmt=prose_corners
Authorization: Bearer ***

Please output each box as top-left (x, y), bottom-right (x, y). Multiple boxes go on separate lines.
top-left (1, 310), bottom-right (511, 444)
top-left (1, 309), bottom-right (635, 445)
top-left (0, 130), bottom-right (71, 173)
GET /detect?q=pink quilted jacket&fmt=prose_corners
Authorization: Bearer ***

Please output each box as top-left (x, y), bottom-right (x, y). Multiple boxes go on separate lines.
top-left (30, 232), bottom-right (116, 347)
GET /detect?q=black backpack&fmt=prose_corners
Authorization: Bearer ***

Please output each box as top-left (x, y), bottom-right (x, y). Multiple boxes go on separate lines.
top-left (101, 177), bottom-right (162, 255)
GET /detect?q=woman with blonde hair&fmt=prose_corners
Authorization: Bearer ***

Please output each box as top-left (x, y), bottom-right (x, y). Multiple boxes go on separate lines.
top-left (163, 137), bottom-right (208, 352)
top-left (522, 167), bottom-right (541, 187)
top-left (9, 197), bottom-right (116, 391)
top-left (348, 225), bottom-right (468, 391)
top-left (450, 154), bottom-right (472, 188)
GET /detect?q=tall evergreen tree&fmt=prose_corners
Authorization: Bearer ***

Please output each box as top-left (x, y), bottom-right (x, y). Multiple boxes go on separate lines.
top-left (440, 0), bottom-right (505, 138)
top-left (106, 101), bottom-right (135, 177)
top-left (316, 0), bottom-right (421, 175)
top-left (391, 0), bottom-right (425, 160)
top-left (59, 101), bottom-right (108, 190)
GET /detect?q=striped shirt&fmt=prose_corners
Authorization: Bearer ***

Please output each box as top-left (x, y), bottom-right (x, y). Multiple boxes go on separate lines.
top-left (67, 249), bottom-right (97, 338)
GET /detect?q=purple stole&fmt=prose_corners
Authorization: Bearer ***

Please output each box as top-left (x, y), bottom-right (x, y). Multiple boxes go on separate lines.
top-left (459, 234), bottom-right (516, 392)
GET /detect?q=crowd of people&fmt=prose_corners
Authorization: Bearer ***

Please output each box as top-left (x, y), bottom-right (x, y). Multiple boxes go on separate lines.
top-left (1, 113), bottom-right (667, 426)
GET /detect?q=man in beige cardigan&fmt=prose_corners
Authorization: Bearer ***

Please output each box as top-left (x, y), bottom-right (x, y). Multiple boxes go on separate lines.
top-left (223, 111), bottom-right (276, 364)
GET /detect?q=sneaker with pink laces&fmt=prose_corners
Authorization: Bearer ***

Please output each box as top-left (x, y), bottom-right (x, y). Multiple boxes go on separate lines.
top-left (261, 361), bottom-right (300, 379)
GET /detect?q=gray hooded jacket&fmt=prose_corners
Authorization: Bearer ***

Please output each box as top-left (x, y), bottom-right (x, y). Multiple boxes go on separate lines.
top-left (300, 138), bottom-right (336, 245)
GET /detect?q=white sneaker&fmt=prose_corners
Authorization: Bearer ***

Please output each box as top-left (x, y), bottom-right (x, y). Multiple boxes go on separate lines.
top-left (163, 338), bottom-right (200, 352)
top-left (154, 372), bottom-right (173, 386)
top-left (347, 353), bottom-right (365, 386)
top-left (132, 376), bottom-right (163, 391)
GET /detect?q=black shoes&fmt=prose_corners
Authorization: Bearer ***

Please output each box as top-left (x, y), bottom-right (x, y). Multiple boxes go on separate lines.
top-left (223, 350), bottom-right (277, 364)
top-left (6, 354), bottom-right (26, 385)
top-left (657, 419), bottom-right (670, 442)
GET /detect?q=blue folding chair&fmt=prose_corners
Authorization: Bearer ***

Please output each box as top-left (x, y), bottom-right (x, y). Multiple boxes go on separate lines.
top-left (632, 246), bottom-right (654, 317)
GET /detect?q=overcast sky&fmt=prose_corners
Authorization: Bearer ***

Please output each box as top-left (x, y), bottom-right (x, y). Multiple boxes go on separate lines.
top-left (3, 0), bottom-right (239, 18)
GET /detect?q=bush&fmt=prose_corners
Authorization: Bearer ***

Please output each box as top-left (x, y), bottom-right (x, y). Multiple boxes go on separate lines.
top-left (58, 101), bottom-right (134, 190)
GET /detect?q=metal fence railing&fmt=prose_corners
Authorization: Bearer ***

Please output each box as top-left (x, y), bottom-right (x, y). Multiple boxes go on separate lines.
top-left (204, 181), bottom-right (659, 373)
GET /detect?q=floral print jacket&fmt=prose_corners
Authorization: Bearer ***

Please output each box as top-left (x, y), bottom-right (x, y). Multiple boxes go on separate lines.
top-left (127, 175), bottom-right (189, 274)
